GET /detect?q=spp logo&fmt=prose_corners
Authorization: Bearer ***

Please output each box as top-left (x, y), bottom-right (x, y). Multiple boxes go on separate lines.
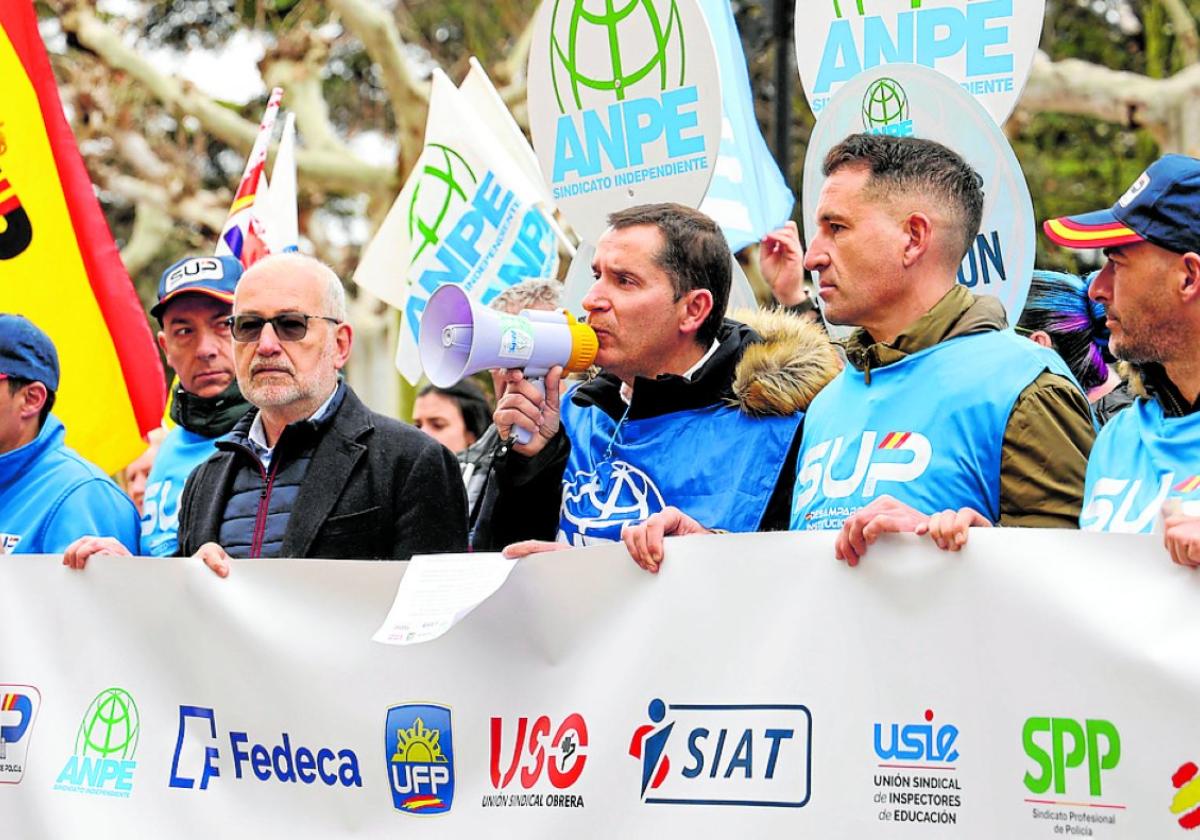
top-left (168, 705), bottom-right (362, 791)
top-left (794, 431), bottom-right (932, 510)
top-left (386, 703), bottom-right (455, 815)
top-left (1171, 761), bottom-right (1200, 830)
top-left (628, 699), bottom-right (811, 808)
top-left (1022, 717), bottom-right (1120, 798)
top-left (874, 709), bottom-right (959, 765)
top-left (560, 460), bottom-right (667, 544)
top-left (54, 687), bottom-right (140, 797)
top-left (0, 686), bottom-right (40, 784)
top-left (861, 77), bottom-right (912, 137)
top-left (490, 713), bottom-right (588, 790)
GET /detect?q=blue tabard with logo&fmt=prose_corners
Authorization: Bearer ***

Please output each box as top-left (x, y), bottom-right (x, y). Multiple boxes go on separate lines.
top-left (1081, 397), bottom-right (1200, 532)
top-left (557, 393), bottom-right (802, 545)
top-left (790, 331), bottom-right (1077, 530)
top-left (141, 426), bottom-right (219, 556)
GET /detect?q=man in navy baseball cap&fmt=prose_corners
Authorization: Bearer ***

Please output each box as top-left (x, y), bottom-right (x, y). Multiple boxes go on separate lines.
top-left (65, 255), bottom-right (253, 567)
top-left (0, 314), bottom-right (140, 555)
top-left (1040, 156), bottom-right (1200, 564)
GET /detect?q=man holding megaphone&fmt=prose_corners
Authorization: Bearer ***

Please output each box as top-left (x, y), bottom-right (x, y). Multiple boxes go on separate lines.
top-left (479, 203), bottom-right (839, 553)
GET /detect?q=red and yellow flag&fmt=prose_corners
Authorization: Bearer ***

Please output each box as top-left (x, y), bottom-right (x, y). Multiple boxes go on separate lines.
top-left (0, 1), bottom-right (164, 474)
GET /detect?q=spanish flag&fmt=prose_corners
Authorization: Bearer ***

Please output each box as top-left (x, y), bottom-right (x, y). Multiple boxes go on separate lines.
top-left (0, 2), bottom-right (164, 474)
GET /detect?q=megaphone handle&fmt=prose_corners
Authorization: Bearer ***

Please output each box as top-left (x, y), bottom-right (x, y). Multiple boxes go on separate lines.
top-left (511, 376), bottom-right (547, 446)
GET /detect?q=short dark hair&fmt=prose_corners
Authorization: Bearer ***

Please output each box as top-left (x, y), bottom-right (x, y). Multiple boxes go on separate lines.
top-left (1017, 270), bottom-right (1111, 390)
top-left (606, 203), bottom-right (731, 346)
top-left (6, 376), bottom-right (55, 429)
top-left (418, 380), bottom-right (491, 440)
top-left (823, 133), bottom-right (984, 262)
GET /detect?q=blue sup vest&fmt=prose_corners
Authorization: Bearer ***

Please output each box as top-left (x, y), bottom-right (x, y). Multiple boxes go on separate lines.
top-left (141, 426), bottom-right (219, 556)
top-left (791, 330), bottom-right (1077, 530)
top-left (1081, 397), bottom-right (1200, 532)
top-left (557, 392), bottom-right (802, 546)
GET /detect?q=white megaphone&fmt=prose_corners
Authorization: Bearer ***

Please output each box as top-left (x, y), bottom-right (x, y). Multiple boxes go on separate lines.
top-left (419, 283), bottom-right (599, 445)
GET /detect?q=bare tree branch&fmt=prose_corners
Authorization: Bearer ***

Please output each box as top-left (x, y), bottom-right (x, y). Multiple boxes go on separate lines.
top-left (120, 199), bottom-right (173, 277)
top-left (1160, 0), bottom-right (1200, 67)
top-left (60, 2), bottom-right (397, 194)
top-left (1018, 54), bottom-right (1200, 154)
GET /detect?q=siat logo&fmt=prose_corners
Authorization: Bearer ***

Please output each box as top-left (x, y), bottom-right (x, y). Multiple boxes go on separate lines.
top-left (386, 704), bottom-right (456, 815)
top-left (861, 77), bottom-right (912, 136)
top-left (628, 698), bottom-right (812, 807)
top-left (560, 460), bottom-right (667, 544)
top-left (794, 431), bottom-right (933, 510)
top-left (0, 687), bottom-right (41, 784)
top-left (407, 144), bottom-right (477, 266)
top-left (54, 688), bottom-right (141, 797)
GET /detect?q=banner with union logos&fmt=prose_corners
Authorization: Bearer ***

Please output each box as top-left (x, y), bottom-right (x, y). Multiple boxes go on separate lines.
top-left (2, 530), bottom-right (1199, 837)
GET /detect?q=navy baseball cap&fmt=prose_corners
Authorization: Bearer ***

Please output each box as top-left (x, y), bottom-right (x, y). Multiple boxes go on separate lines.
top-left (0, 314), bottom-right (60, 392)
top-left (151, 255), bottom-right (243, 320)
top-left (1044, 154), bottom-right (1200, 254)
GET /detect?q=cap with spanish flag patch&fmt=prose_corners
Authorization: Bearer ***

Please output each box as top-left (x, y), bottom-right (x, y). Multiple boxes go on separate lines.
top-left (1043, 154), bottom-right (1200, 255)
top-left (150, 255), bottom-right (243, 321)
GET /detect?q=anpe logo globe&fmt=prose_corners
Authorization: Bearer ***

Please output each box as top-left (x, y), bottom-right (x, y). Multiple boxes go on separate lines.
top-left (407, 143), bottom-right (477, 265)
top-left (77, 688), bottom-right (139, 760)
top-left (549, 0), bottom-right (685, 112)
top-left (54, 687), bottom-right (141, 798)
top-left (861, 77), bottom-right (909, 129)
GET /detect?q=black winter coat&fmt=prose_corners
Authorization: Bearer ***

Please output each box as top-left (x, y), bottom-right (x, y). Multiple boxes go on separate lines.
top-left (177, 385), bottom-right (468, 559)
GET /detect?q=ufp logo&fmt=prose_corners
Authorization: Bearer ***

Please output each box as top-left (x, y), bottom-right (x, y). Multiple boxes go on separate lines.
top-left (874, 709), bottom-right (959, 765)
top-left (628, 699), bottom-right (811, 807)
top-left (861, 77), bottom-right (912, 137)
top-left (0, 686), bottom-right (40, 784)
top-left (386, 704), bottom-right (455, 815)
top-left (54, 687), bottom-right (140, 797)
top-left (1171, 761), bottom-right (1200, 830)
top-left (1022, 717), bottom-right (1120, 798)
top-left (490, 713), bottom-right (588, 790)
top-left (794, 431), bottom-right (932, 509)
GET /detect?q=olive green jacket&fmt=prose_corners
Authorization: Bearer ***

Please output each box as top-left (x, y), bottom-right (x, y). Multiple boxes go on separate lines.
top-left (840, 285), bottom-right (1096, 528)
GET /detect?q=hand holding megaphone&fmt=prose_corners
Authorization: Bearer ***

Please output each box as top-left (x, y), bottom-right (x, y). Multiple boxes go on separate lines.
top-left (418, 284), bottom-right (598, 447)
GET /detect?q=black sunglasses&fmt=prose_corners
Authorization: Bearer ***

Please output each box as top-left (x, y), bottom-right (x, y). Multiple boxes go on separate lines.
top-left (226, 313), bottom-right (342, 342)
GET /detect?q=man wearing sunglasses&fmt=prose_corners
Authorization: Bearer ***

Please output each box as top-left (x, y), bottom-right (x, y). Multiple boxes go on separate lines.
top-left (173, 253), bottom-right (467, 575)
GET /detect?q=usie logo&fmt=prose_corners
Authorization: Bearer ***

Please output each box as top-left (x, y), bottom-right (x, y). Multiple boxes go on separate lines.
top-left (628, 699), bottom-right (811, 807)
top-left (874, 709), bottom-right (959, 765)
top-left (490, 713), bottom-right (588, 790)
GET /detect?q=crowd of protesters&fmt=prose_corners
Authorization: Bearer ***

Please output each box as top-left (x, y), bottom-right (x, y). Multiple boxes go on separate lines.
top-left (3, 134), bottom-right (1197, 572)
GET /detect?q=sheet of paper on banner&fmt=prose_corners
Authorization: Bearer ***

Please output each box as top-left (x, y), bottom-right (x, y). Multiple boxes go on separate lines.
top-left (526, 0), bottom-right (723, 243)
top-left (802, 64), bottom-right (1035, 332)
top-left (354, 69), bottom-right (561, 384)
top-left (696, 0), bottom-right (794, 251)
top-left (372, 553), bottom-right (517, 645)
top-left (795, 0), bottom-right (1045, 125)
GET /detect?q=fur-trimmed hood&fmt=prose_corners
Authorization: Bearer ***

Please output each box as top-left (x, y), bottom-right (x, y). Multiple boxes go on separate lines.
top-left (729, 307), bottom-right (840, 417)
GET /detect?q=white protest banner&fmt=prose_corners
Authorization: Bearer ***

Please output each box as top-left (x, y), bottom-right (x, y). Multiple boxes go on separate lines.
top-left (802, 63), bottom-right (1036, 326)
top-left (4, 530), bottom-right (1200, 837)
top-left (527, 0), bottom-right (723, 243)
top-left (353, 69), bottom-right (561, 384)
top-left (795, 0), bottom-right (1045, 125)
